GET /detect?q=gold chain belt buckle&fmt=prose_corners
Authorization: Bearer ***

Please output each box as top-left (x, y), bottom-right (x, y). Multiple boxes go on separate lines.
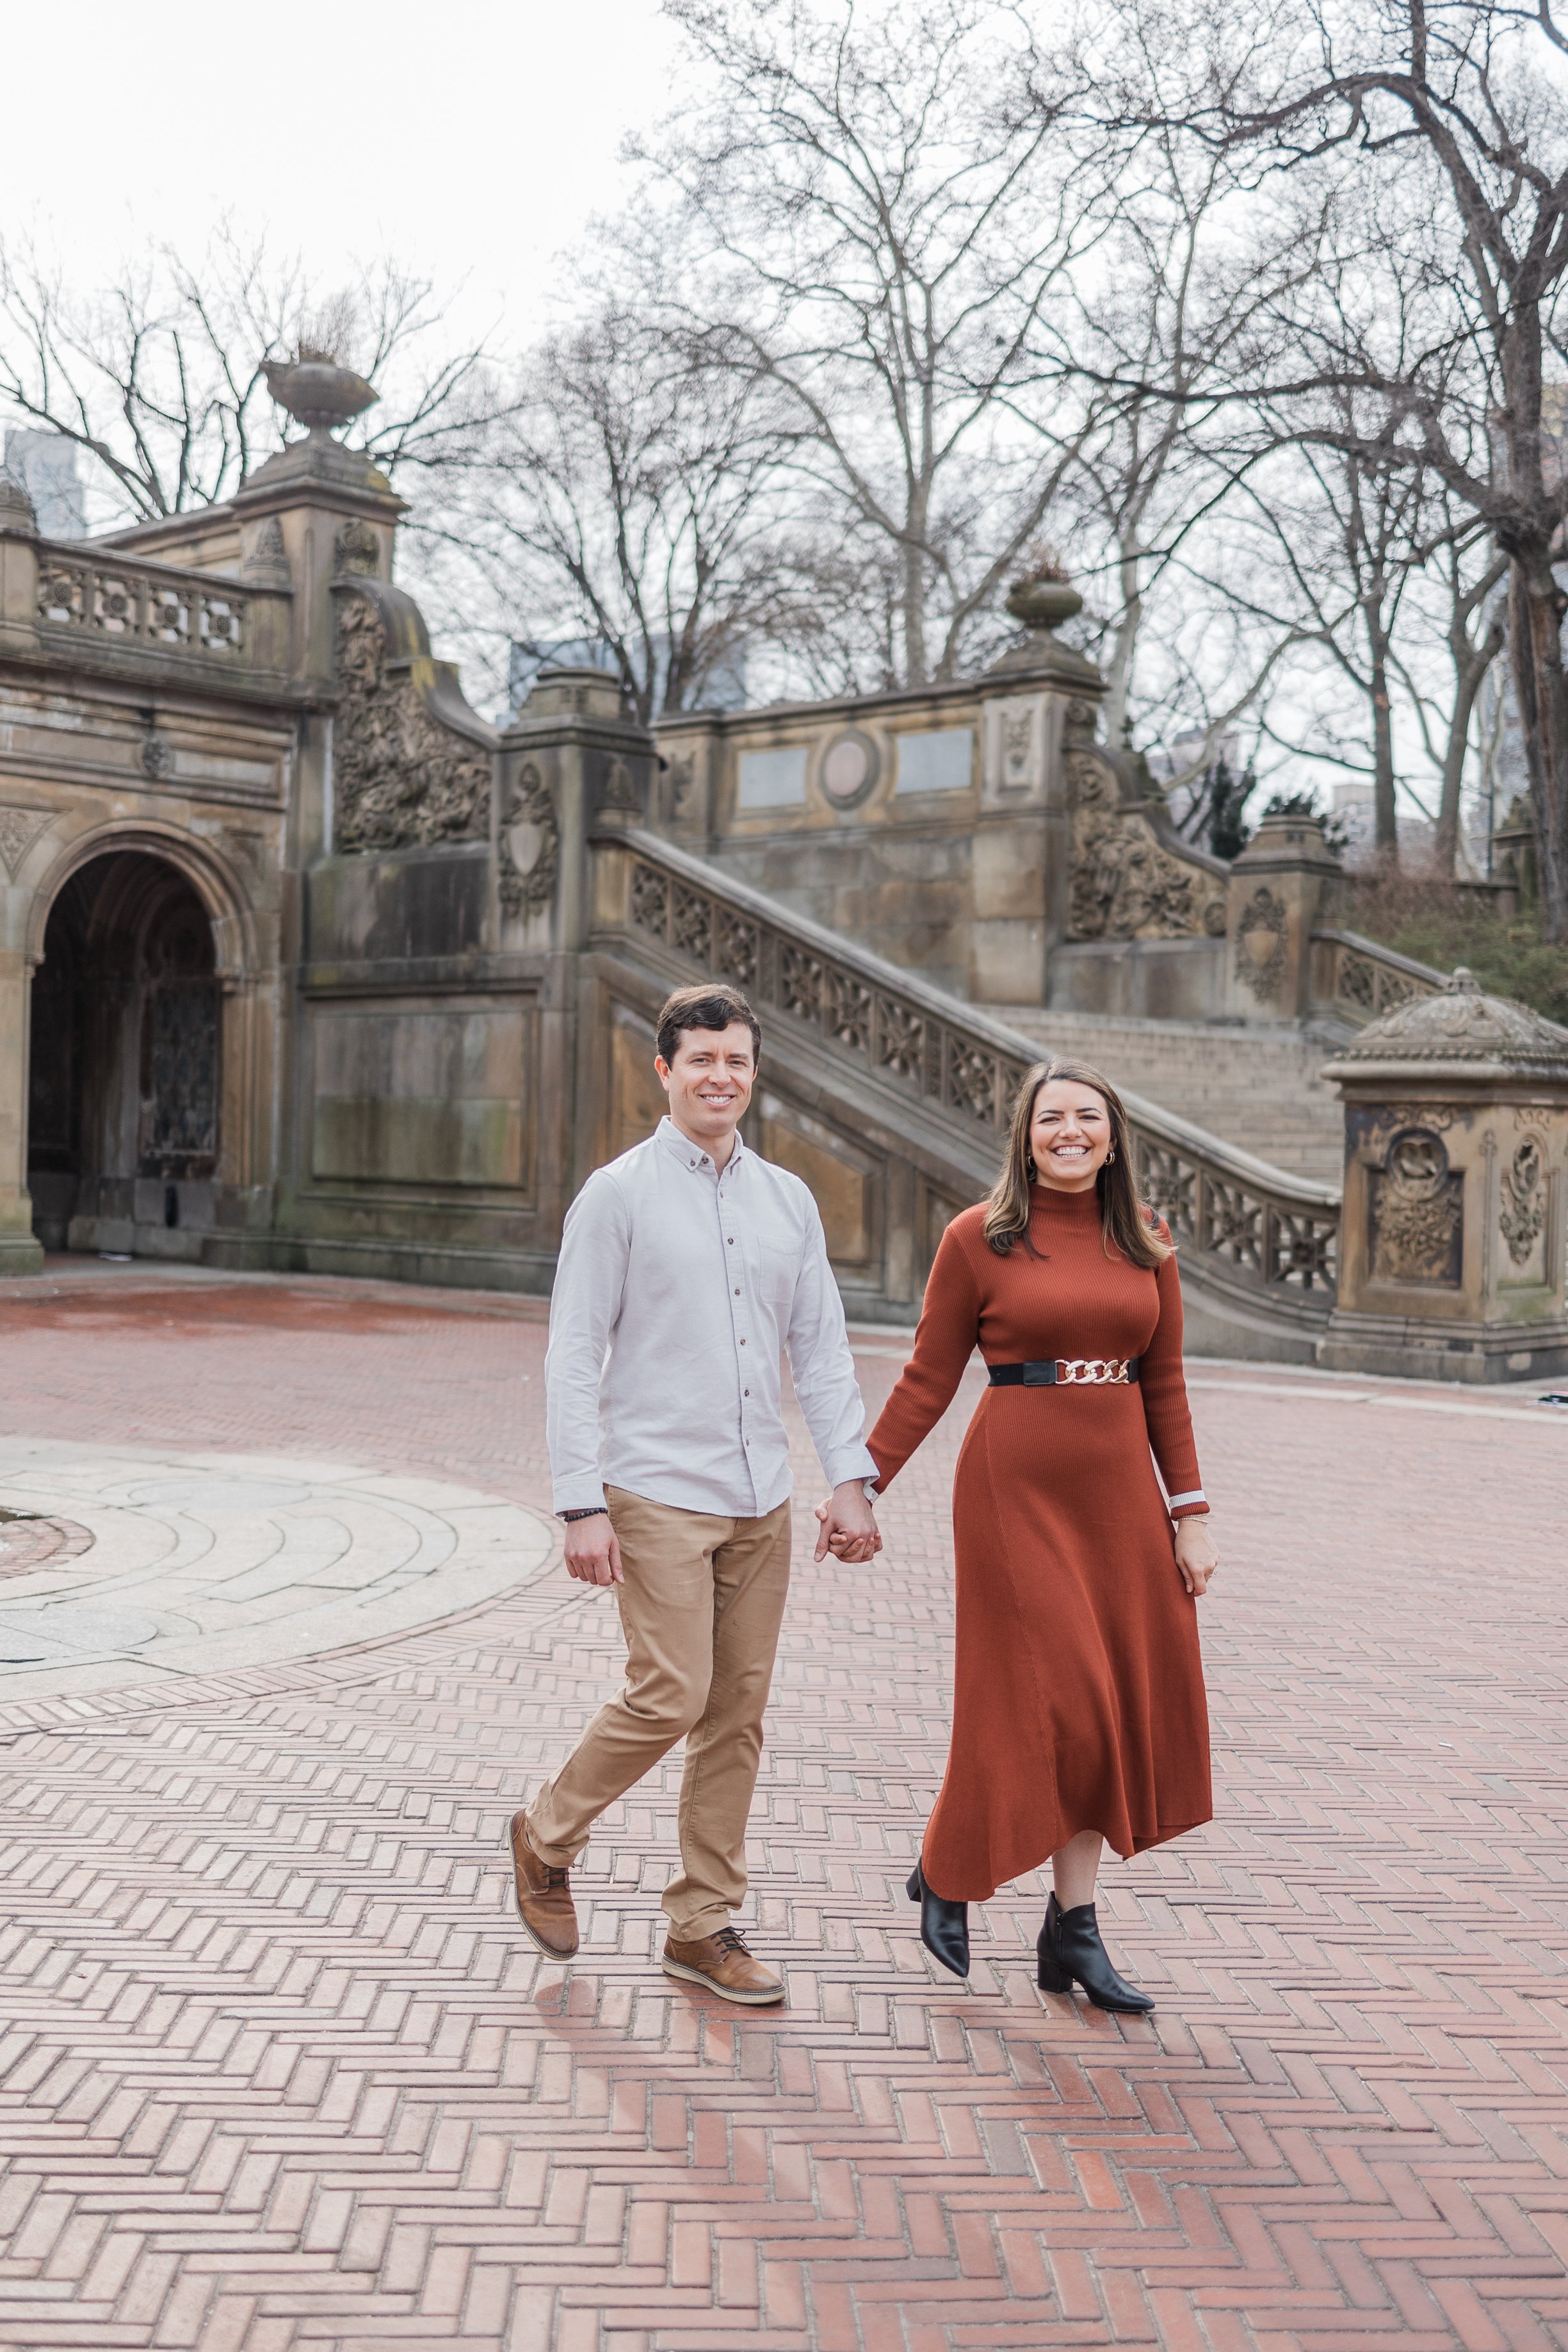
top-left (1057, 1358), bottom-right (1128, 1385)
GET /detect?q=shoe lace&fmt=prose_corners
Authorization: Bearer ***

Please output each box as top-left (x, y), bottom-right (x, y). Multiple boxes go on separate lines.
top-left (713, 1926), bottom-right (750, 1954)
top-left (542, 1865), bottom-right (568, 1891)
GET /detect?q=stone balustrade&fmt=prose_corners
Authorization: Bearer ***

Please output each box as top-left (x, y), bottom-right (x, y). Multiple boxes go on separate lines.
top-left (1311, 927), bottom-right (1446, 1026)
top-left (31, 542), bottom-right (288, 670)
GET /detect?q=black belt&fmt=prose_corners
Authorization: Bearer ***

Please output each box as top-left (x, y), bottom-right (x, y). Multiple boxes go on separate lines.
top-left (988, 1358), bottom-right (1139, 1387)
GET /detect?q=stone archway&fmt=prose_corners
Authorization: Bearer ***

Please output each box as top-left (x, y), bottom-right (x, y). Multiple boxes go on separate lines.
top-left (28, 852), bottom-right (221, 1255)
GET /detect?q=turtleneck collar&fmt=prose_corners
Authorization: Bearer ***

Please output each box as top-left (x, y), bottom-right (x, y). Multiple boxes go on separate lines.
top-left (1030, 1181), bottom-right (1104, 1221)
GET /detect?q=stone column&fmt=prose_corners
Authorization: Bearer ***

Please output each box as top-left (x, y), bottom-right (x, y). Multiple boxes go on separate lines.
top-left (0, 483), bottom-right (43, 1270)
top-left (1225, 811), bottom-right (1343, 1021)
top-left (1320, 969), bottom-right (1568, 1381)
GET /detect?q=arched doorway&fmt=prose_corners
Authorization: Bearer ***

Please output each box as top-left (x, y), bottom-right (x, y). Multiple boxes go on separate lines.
top-left (28, 853), bottom-right (221, 1255)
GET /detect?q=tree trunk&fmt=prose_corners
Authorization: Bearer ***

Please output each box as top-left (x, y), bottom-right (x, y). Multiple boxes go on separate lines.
top-left (1435, 660), bottom-right (1490, 875)
top-left (1508, 556), bottom-right (1568, 941)
top-left (1370, 644), bottom-right (1398, 857)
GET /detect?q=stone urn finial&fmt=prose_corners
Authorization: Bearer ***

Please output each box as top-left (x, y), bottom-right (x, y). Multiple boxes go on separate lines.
top-left (263, 352), bottom-right (378, 440)
top-left (1005, 569), bottom-right (1083, 633)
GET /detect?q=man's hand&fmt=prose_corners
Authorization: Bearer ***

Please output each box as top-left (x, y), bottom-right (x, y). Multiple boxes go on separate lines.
top-left (813, 1480), bottom-right (880, 1565)
top-left (1173, 1515), bottom-right (1218, 1597)
top-left (563, 1511), bottom-right (624, 1587)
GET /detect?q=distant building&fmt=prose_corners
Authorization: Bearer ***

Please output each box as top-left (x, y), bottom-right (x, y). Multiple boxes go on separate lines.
top-left (2, 430), bottom-right (86, 540)
top-left (508, 632), bottom-right (749, 718)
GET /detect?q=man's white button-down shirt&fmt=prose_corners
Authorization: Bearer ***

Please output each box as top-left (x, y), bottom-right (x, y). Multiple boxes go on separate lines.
top-left (546, 1116), bottom-right (877, 1516)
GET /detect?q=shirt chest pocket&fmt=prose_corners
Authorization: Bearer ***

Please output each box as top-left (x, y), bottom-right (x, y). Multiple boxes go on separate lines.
top-left (747, 1240), bottom-right (799, 1318)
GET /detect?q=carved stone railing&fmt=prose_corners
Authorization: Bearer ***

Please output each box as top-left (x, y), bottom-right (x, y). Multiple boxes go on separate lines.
top-left (1312, 927), bottom-right (1446, 1026)
top-left (32, 542), bottom-right (288, 669)
top-left (602, 829), bottom-right (1341, 1324)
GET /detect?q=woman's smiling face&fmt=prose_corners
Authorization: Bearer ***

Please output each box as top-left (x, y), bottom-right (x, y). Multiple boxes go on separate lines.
top-left (1029, 1079), bottom-right (1112, 1192)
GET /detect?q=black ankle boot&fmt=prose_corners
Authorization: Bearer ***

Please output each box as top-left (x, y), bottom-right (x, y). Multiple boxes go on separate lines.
top-left (905, 1859), bottom-right (969, 1979)
top-left (1036, 1893), bottom-right (1153, 2013)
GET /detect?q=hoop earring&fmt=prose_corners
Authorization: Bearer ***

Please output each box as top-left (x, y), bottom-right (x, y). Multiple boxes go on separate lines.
top-left (1025, 1158), bottom-right (1037, 1180)
top-left (1106, 1146), bottom-right (1117, 1164)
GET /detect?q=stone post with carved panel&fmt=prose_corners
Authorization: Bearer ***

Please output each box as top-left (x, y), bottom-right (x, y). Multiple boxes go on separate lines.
top-left (1320, 971), bottom-right (1568, 1381)
top-left (497, 663), bottom-right (658, 1208)
top-left (1225, 811), bottom-right (1343, 1021)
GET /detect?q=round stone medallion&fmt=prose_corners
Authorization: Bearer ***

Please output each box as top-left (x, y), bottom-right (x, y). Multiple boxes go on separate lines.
top-left (819, 729), bottom-right (880, 808)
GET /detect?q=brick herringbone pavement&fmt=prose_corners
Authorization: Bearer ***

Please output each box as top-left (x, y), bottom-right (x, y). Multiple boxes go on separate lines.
top-left (1, 1267), bottom-right (1566, 2352)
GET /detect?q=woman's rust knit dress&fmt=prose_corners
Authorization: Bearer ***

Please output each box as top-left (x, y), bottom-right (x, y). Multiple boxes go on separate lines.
top-left (868, 1185), bottom-right (1211, 1903)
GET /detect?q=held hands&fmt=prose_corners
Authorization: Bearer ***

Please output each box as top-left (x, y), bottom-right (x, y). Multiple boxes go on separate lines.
top-left (813, 1480), bottom-right (882, 1566)
top-left (1173, 1515), bottom-right (1218, 1598)
top-left (563, 1512), bottom-right (624, 1587)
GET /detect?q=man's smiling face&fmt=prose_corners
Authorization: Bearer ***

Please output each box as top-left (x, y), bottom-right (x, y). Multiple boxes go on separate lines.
top-left (656, 1021), bottom-right (757, 1151)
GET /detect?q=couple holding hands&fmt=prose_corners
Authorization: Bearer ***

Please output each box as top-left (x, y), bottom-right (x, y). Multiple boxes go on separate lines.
top-left (507, 981), bottom-right (1218, 2010)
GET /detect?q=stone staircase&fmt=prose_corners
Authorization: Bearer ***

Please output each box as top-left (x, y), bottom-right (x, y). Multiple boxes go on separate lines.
top-left (994, 1008), bottom-right (1348, 1183)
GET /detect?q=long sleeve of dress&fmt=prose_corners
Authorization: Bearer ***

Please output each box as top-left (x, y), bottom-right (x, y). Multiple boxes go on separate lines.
top-left (866, 1221), bottom-right (982, 1493)
top-left (1139, 1249), bottom-right (1208, 1517)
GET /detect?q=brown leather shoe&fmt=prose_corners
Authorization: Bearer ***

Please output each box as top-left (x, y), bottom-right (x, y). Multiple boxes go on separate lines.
top-left (662, 1926), bottom-right (785, 2005)
top-left (505, 1811), bottom-right (578, 1959)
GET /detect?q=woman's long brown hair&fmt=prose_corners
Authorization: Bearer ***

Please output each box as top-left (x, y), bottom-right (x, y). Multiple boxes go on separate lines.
top-left (982, 1058), bottom-right (1172, 1267)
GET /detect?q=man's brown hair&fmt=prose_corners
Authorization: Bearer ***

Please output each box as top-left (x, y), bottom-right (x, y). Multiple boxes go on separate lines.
top-left (655, 983), bottom-right (762, 1069)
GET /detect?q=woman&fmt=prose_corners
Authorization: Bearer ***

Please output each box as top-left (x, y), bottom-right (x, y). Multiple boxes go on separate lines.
top-left (866, 1058), bottom-right (1218, 2011)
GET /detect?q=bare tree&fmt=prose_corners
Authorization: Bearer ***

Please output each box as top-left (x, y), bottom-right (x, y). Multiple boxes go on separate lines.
top-left (0, 222), bottom-right (501, 525)
top-left (431, 298), bottom-right (810, 723)
top-left (1108, 0), bottom-right (1568, 935)
top-left (639, 0), bottom-right (1111, 688)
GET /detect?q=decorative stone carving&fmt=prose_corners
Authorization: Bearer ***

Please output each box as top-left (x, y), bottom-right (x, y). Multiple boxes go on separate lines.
top-left (0, 804), bottom-right (51, 878)
top-left (1369, 1128), bottom-right (1464, 1286)
top-left (239, 514), bottom-right (291, 588)
top-left (1323, 966), bottom-right (1568, 1077)
top-left (1065, 750), bottom-right (1225, 940)
top-left (667, 753), bottom-right (697, 819)
top-left (332, 597), bottom-right (490, 852)
top-left (497, 761), bottom-right (559, 916)
top-left (1234, 885), bottom-right (1288, 1000)
top-left (333, 519), bottom-right (380, 579)
top-left (1500, 1136), bottom-right (1547, 1269)
top-left (599, 755), bottom-right (641, 815)
top-left (140, 733), bottom-right (175, 781)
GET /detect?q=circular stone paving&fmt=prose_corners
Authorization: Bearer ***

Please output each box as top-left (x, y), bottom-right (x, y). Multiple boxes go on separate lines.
top-left (0, 1440), bottom-right (556, 1702)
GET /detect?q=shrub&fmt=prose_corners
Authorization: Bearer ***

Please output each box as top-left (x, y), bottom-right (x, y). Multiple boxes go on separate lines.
top-left (1348, 875), bottom-right (1568, 1025)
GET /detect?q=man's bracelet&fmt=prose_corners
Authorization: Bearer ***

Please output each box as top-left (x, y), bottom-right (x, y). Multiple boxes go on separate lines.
top-left (560, 1507), bottom-right (608, 1523)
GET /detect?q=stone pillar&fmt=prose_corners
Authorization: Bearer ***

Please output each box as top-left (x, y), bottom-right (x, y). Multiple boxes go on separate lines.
top-left (1225, 811), bottom-right (1343, 1021)
top-left (496, 663), bottom-right (659, 1221)
top-left (1320, 969), bottom-right (1568, 1381)
top-left (0, 482), bottom-right (44, 1269)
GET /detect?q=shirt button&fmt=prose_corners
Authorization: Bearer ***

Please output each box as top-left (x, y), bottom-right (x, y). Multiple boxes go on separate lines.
top-left (740, 1338), bottom-right (746, 1345)
top-left (734, 1287), bottom-right (740, 1295)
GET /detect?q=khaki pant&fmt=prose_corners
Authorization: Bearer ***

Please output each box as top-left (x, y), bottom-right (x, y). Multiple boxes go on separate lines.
top-left (526, 1486), bottom-right (793, 1939)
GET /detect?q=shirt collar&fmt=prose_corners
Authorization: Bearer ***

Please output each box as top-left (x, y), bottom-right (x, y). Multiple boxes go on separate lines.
top-left (655, 1114), bottom-right (747, 1177)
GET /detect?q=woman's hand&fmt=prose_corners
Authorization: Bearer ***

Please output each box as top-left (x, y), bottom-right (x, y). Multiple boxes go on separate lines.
top-left (1173, 1515), bottom-right (1218, 1598)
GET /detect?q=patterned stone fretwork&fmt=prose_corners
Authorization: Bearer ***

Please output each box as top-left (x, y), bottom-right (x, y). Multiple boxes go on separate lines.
top-left (1234, 885), bottom-right (1289, 1001)
top-left (497, 761), bottom-right (559, 916)
top-left (1318, 930), bottom-right (1443, 1025)
top-left (332, 597), bottom-right (490, 852)
top-left (0, 804), bottom-right (52, 879)
top-left (1500, 1136), bottom-right (1547, 1268)
top-left (621, 836), bottom-right (1340, 1315)
top-left (1065, 750), bottom-right (1225, 940)
top-left (36, 551), bottom-right (250, 659)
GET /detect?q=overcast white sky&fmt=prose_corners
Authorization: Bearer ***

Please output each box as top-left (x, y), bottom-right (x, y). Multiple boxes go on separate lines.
top-left (2, 0), bottom-right (679, 340)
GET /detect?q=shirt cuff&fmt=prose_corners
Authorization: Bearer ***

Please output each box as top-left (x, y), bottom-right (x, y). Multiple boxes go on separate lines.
top-left (1167, 1489), bottom-right (1208, 1519)
top-left (552, 1477), bottom-right (608, 1513)
top-left (824, 1443), bottom-right (879, 1491)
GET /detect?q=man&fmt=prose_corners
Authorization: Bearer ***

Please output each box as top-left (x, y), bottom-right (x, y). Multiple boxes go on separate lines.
top-left (508, 981), bottom-right (880, 2005)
